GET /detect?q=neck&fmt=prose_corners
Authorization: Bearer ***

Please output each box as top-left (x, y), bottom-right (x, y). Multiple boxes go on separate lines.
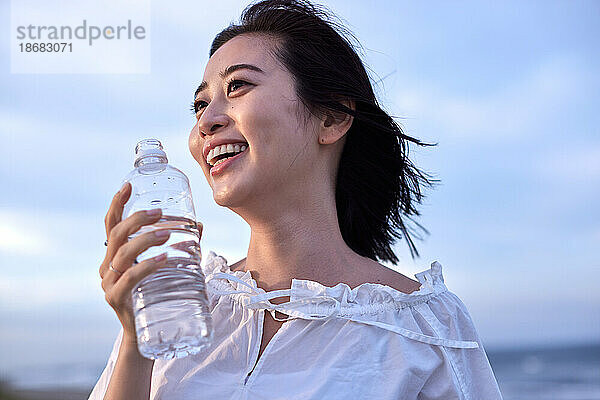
top-left (232, 193), bottom-right (365, 293)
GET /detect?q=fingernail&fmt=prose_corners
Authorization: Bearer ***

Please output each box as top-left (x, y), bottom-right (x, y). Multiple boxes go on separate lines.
top-left (155, 230), bottom-right (170, 237)
top-left (154, 253), bottom-right (167, 261)
top-left (146, 209), bottom-right (161, 216)
top-left (119, 182), bottom-right (128, 193)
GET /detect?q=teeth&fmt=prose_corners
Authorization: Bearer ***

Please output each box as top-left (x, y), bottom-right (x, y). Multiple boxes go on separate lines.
top-left (213, 158), bottom-right (229, 167)
top-left (207, 143), bottom-right (248, 166)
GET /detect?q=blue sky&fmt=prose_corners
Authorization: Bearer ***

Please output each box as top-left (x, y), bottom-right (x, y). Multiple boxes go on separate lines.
top-left (1, 0), bottom-right (599, 385)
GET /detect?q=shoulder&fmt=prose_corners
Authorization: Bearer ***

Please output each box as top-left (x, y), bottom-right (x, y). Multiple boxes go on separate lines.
top-left (230, 254), bottom-right (423, 295)
top-left (345, 257), bottom-right (423, 295)
top-left (336, 258), bottom-right (482, 348)
top-left (229, 257), bottom-right (245, 272)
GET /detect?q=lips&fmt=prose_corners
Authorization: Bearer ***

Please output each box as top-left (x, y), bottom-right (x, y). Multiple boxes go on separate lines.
top-left (206, 143), bottom-right (248, 166)
top-left (203, 139), bottom-right (249, 162)
top-left (209, 146), bottom-right (248, 176)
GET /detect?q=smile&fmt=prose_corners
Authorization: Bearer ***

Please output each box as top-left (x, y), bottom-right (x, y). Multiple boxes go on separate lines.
top-left (206, 143), bottom-right (248, 166)
top-left (209, 145), bottom-right (248, 176)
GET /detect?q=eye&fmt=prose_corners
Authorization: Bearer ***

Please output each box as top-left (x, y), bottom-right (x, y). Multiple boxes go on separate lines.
top-left (190, 99), bottom-right (208, 116)
top-left (189, 79), bottom-right (250, 117)
top-left (227, 79), bottom-right (248, 94)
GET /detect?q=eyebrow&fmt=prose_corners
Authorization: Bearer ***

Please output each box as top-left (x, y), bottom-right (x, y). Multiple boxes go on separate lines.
top-left (194, 64), bottom-right (265, 99)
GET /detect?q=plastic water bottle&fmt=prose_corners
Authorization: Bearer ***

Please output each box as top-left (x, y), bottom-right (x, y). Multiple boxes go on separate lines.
top-left (121, 138), bottom-right (212, 359)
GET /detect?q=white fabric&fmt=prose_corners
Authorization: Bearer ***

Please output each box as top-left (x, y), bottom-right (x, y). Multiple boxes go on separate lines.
top-left (89, 251), bottom-right (503, 400)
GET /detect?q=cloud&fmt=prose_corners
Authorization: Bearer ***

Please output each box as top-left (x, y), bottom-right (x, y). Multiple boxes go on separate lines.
top-left (395, 56), bottom-right (595, 142)
top-left (0, 208), bottom-right (107, 308)
top-left (533, 143), bottom-right (600, 183)
top-left (0, 274), bottom-right (101, 309)
top-left (0, 212), bottom-right (53, 256)
top-left (0, 208), bottom-right (105, 265)
top-left (150, 0), bottom-right (246, 34)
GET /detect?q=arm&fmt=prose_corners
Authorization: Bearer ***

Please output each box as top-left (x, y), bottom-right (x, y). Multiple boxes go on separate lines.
top-left (103, 339), bottom-right (155, 400)
top-left (90, 183), bottom-right (170, 400)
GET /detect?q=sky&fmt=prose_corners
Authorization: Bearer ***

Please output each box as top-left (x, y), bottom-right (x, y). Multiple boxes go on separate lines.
top-left (1, 0), bottom-right (599, 389)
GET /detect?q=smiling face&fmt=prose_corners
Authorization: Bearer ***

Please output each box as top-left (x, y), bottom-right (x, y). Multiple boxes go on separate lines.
top-left (189, 34), bottom-right (324, 211)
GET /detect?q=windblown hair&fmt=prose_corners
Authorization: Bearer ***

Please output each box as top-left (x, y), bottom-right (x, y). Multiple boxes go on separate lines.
top-left (210, 0), bottom-right (439, 263)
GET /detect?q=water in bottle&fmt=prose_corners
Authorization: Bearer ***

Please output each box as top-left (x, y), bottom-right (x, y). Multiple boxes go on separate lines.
top-left (121, 138), bottom-right (212, 359)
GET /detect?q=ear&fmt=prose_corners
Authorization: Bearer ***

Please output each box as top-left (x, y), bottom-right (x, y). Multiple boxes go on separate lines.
top-left (318, 100), bottom-right (355, 145)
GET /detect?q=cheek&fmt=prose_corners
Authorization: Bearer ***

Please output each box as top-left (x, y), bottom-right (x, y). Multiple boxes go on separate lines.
top-left (241, 93), bottom-right (302, 142)
top-left (188, 127), bottom-right (212, 183)
top-left (188, 124), bottom-right (203, 163)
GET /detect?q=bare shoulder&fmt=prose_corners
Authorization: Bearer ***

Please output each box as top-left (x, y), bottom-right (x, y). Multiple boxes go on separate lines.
top-left (353, 258), bottom-right (422, 295)
top-left (229, 257), bottom-right (422, 295)
top-left (229, 258), bottom-right (246, 272)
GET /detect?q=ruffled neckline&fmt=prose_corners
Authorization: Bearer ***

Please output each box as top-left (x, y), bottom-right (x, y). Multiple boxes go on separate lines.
top-left (202, 250), bottom-right (448, 309)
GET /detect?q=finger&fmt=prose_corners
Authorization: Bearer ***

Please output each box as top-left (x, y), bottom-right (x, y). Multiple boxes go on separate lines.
top-left (100, 183), bottom-right (130, 279)
top-left (100, 208), bottom-right (163, 279)
top-left (197, 221), bottom-right (203, 237)
top-left (104, 182), bottom-right (131, 239)
top-left (109, 209), bottom-right (164, 252)
top-left (100, 261), bottom-right (126, 292)
top-left (104, 228), bottom-right (171, 285)
top-left (104, 253), bottom-right (168, 308)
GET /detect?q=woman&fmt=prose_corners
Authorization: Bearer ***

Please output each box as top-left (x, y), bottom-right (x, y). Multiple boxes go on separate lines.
top-left (90, 0), bottom-right (503, 399)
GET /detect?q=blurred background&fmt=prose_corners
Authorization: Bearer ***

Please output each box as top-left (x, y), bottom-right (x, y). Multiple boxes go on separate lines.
top-left (1, 0), bottom-right (599, 399)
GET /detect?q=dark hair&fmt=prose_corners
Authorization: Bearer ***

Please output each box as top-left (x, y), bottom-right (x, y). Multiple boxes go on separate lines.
top-left (210, 0), bottom-right (439, 263)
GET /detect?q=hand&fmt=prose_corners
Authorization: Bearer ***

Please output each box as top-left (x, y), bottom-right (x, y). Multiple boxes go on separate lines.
top-left (99, 182), bottom-right (172, 346)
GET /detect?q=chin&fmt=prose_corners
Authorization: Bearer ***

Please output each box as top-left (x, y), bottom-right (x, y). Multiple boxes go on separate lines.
top-left (207, 156), bottom-right (266, 209)
top-left (211, 178), bottom-right (251, 208)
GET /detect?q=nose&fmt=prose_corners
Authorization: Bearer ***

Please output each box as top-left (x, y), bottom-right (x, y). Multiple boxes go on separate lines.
top-left (196, 105), bottom-right (230, 138)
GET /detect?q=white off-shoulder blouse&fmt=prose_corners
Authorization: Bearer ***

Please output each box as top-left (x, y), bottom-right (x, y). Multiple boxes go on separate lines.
top-left (89, 251), bottom-right (503, 400)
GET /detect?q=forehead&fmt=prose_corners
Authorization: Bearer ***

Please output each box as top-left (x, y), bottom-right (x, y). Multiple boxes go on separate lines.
top-left (203, 34), bottom-right (280, 79)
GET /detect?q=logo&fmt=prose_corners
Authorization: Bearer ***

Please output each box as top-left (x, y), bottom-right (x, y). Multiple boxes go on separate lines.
top-left (11, 0), bottom-right (151, 74)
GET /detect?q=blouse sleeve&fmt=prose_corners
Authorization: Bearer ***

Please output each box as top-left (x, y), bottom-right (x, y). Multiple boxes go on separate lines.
top-left (414, 290), bottom-right (503, 400)
top-left (87, 328), bottom-right (123, 400)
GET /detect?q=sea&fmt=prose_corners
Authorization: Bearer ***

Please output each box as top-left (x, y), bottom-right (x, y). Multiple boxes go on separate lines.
top-left (488, 342), bottom-right (600, 400)
top-left (1, 342), bottom-right (598, 399)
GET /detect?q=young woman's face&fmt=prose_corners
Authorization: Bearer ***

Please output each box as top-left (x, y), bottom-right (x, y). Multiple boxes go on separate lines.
top-left (189, 34), bottom-right (320, 209)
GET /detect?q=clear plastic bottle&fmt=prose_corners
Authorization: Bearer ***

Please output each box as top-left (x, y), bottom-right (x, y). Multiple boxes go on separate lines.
top-left (121, 138), bottom-right (212, 359)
